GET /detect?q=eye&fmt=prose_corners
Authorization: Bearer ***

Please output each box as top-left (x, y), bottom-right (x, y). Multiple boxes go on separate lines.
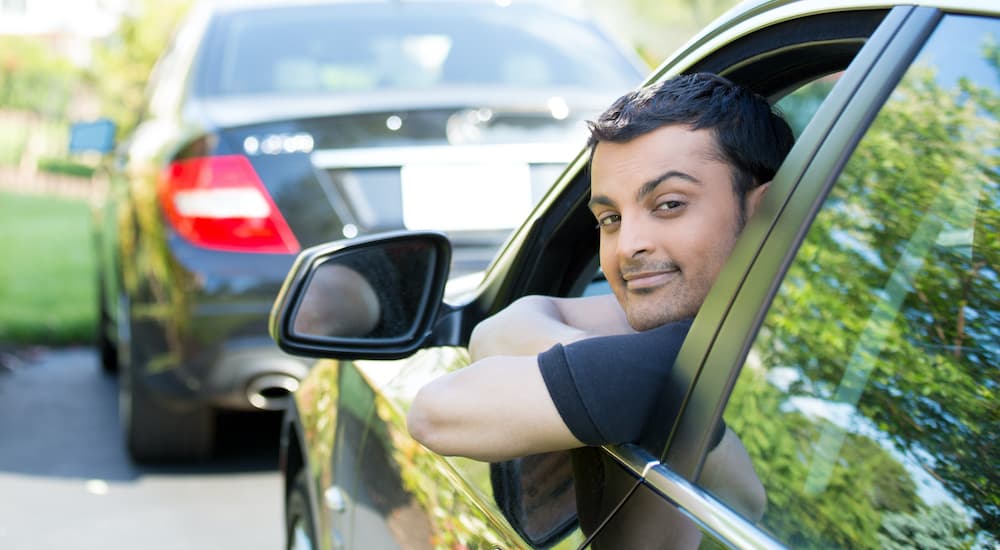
top-left (655, 200), bottom-right (686, 213)
top-left (595, 213), bottom-right (621, 230)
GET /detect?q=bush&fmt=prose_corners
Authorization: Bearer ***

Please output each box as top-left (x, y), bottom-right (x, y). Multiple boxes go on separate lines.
top-left (36, 157), bottom-right (95, 178)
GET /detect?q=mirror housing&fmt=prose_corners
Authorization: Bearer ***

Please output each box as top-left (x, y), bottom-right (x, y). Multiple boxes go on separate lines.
top-left (269, 231), bottom-right (452, 360)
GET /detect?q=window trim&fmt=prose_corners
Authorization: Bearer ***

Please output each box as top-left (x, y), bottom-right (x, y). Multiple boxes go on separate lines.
top-left (604, 444), bottom-right (787, 550)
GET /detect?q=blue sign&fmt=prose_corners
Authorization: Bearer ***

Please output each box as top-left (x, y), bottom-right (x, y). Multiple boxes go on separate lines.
top-left (69, 118), bottom-right (116, 154)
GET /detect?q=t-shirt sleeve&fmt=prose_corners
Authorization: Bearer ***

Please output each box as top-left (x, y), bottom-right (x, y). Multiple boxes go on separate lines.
top-left (538, 318), bottom-right (692, 446)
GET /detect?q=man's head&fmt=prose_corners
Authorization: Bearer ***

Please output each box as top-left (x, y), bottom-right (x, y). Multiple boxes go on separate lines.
top-left (587, 73), bottom-right (794, 330)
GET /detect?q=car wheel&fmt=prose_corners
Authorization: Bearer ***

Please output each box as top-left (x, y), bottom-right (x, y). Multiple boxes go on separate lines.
top-left (95, 267), bottom-right (118, 374)
top-left (118, 315), bottom-right (214, 462)
top-left (286, 470), bottom-right (317, 550)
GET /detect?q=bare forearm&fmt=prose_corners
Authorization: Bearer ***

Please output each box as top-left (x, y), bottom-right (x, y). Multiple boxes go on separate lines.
top-left (469, 293), bottom-right (631, 361)
top-left (411, 293), bottom-right (632, 461)
top-left (407, 355), bottom-right (582, 462)
top-left (700, 428), bottom-right (767, 521)
top-left (469, 296), bottom-right (583, 361)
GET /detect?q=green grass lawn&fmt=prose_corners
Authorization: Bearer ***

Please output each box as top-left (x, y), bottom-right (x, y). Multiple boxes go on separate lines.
top-left (0, 191), bottom-right (96, 345)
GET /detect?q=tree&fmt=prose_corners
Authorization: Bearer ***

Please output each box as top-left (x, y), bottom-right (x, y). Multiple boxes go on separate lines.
top-left (86, 0), bottom-right (192, 137)
top-left (726, 38), bottom-right (999, 547)
top-left (879, 504), bottom-right (977, 550)
top-left (0, 36), bottom-right (79, 118)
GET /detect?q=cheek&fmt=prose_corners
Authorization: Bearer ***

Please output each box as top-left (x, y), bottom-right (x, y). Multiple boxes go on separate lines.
top-left (599, 243), bottom-right (623, 288)
top-left (691, 227), bottom-right (739, 279)
top-left (691, 200), bottom-right (741, 245)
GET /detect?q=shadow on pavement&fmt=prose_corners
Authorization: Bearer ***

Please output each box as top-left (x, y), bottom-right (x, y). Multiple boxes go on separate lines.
top-left (0, 346), bottom-right (281, 481)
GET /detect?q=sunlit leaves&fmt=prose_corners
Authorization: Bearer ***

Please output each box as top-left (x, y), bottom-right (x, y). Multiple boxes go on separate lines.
top-left (725, 35), bottom-right (1000, 547)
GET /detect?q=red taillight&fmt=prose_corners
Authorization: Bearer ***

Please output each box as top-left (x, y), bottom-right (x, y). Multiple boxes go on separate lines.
top-left (158, 155), bottom-right (301, 254)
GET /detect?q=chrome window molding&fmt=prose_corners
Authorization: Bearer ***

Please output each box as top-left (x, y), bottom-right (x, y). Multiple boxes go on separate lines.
top-left (605, 444), bottom-right (787, 550)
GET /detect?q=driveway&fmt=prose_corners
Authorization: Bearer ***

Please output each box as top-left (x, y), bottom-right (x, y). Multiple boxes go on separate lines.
top-left (0, 346), bottom-right (283, 549)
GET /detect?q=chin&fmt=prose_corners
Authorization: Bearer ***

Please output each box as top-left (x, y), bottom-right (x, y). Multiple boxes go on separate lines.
top-left (627, 311), bottom-right (675, 332)
top-left (627, 301), bottom-right (698, 332)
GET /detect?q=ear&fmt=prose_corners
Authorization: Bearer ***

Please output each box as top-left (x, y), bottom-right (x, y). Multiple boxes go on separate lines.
top-left (745, 181), bottom-right (770, 219)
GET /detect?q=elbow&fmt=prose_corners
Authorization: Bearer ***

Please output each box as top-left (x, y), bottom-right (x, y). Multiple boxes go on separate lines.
top-left (467, 321), bottom-right (492, 363)
top-left (407, 383), bottom-right (453, 456)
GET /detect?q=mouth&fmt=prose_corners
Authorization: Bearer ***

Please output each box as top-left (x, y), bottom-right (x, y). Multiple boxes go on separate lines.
top-left (622, 269), bottom-right (679, 291)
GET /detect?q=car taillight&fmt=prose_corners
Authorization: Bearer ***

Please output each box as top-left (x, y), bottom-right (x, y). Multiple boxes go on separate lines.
top-left (158, 155), bottom-right (301, 254)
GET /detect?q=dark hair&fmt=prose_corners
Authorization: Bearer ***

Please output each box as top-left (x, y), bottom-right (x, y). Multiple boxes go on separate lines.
top-left (587, 73), bottom-right (794, 222)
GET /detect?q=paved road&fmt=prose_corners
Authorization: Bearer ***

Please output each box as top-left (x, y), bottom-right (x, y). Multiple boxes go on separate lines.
top-left (0, 347), bottom-right (284, 550)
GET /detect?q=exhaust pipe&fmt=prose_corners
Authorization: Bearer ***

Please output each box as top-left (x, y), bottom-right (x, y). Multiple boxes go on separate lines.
top-left (246, 373), bottom-right (300, 410)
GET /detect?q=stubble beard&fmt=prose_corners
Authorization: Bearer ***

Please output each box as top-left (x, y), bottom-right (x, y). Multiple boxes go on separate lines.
top-left (620, 276), bottom-right (701, 332)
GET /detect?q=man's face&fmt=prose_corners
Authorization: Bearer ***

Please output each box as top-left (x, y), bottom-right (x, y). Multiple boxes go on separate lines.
top-left (588, 124), bottom-right (768, 331)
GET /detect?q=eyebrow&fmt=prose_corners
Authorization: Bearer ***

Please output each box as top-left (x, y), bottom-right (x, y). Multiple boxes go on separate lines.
top-left (588, 169), bottom-right (701, 209)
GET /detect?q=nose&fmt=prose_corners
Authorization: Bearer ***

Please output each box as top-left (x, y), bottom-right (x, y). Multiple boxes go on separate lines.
top-left (615, 213), bottom-right (655, 259)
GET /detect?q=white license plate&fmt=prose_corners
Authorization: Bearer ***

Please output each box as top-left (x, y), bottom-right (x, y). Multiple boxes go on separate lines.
top-left (400, 163), bottom-right (532, 231)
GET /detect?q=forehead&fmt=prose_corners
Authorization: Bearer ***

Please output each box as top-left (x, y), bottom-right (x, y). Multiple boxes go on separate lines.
top-left (590, 125), bottom-right (729, 194)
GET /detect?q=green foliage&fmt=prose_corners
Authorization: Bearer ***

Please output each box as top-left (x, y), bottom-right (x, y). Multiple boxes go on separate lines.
top-left (726, 41), bottom-right (1000, 548)
top-left (775, 77), bottom-right (837, 137)
top-left (0, 191), bottom-right (96, 345)
top-left (777, 64), bottom-right (1000, 534)
top-left (87, 0), bottom-right (193, 137)
top-left (878, 504), bottom-right (977, 550)
top-left (728, 365), bottom-right (918, 549)
top-left (36, 157), bottom-right (96, 178)
top-left (0, 36), bottom-right (80, 118)
top-left (586, 0), bottom-right (741, 65)
top-left (630, 0), bottom-right (735, 28)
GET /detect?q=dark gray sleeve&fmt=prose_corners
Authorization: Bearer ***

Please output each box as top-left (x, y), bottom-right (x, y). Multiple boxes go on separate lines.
top-left (538, 319), bottom-right (693, 446)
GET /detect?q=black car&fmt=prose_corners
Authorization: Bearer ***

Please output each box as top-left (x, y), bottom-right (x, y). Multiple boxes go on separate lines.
top-left (270, 0), bottom-right (999, 548)
top-left (85, 0), bottom-right (645, 462)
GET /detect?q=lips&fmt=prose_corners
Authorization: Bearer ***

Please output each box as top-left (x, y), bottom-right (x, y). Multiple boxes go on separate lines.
top-left (622, 268), bottom-right (679, 290)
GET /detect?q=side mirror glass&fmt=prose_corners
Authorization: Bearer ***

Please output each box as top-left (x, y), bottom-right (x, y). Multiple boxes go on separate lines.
top-left (270, 231), bottom-right (451, 359)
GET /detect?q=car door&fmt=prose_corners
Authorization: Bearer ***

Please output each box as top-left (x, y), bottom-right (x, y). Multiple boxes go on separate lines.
top-left (610, 5), bottom-right (998, 549)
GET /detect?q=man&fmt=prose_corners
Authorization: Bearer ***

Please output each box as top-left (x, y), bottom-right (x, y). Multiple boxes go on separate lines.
top-left (407, 73), bottom-right (795, 525)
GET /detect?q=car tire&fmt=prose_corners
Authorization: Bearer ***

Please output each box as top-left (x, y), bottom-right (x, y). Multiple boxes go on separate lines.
top-left (95, 267), bottom-right (118, 375)
top-left (119, 319), bottom-right (214, 463)
top-left (286, 470), bottom-right (317, 550)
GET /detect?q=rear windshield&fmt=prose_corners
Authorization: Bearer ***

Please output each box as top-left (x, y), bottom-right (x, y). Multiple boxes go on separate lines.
top-left (193, 3), bottom-right (642, 97)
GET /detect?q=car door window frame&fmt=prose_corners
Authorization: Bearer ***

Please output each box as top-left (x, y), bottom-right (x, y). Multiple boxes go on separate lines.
top-left (687, 9), bottom-right (1000, 548)
top-left (598, 6), bottom-right (949, 548)
top-left (572, 5), bottom-right (944, 548)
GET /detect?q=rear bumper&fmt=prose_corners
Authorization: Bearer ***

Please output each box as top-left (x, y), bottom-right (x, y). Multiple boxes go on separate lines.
top-left (130, 241), bottom-right (311, 411)
top-left (138, 332), bottom-right (311, 412)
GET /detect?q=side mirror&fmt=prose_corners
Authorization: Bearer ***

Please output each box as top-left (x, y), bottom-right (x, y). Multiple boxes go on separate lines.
top-left (68, 118), bottom-right (116, 154)
top-left (269, 231), bottom-right (452, 359)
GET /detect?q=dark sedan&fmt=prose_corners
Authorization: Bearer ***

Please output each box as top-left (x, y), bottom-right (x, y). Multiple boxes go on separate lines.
top-left (87, 0), bottom-right (645, 462)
